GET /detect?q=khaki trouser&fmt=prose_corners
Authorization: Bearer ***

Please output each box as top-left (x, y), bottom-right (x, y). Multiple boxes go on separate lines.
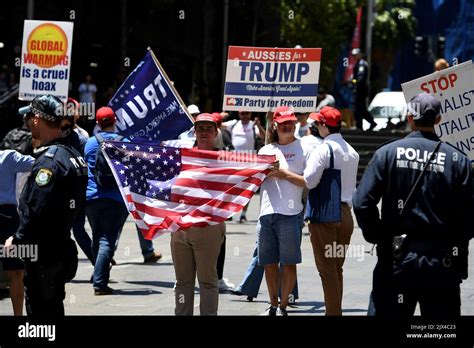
top-left (171, 223), bottom-right (225, 316)
top-left (309, 203), bottom-right (353, 315)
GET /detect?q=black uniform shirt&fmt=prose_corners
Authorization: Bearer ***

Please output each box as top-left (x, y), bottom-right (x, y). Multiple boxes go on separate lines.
top-left (13, 136), bottom-right (88, 263)
top-left (353, 131), bottom-right (472, 247)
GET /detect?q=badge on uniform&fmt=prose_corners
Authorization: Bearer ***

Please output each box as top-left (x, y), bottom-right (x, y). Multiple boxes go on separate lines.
top-left (35, 168), bottom-right (53, 186)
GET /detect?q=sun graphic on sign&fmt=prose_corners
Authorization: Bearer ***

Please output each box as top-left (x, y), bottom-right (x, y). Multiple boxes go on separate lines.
top-left (27, 23), bottom-right (68, 68)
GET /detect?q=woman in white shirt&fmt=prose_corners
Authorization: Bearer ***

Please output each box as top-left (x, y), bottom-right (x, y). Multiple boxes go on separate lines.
top-left (257, 106), bottom-right (309, 316)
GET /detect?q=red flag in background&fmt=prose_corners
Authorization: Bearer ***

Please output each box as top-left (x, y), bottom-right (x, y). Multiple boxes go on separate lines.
top-left (343, 7), bottom-right (363, 83)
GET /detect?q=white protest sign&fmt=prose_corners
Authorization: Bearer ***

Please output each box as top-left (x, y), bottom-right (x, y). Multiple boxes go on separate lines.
top-left (223, 46), bottom-right (322, 112)
top-left (19, 20), bottom-right (74, 102)
top-left (401, 61), bottom-right (474, 160)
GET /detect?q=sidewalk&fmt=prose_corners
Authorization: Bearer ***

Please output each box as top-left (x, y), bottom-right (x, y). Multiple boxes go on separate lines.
top-left (0, 195), bottom-right (472, 315)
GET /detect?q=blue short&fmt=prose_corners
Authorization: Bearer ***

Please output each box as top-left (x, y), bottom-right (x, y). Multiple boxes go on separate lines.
top-left (257, 213), bottom-right (302, 266)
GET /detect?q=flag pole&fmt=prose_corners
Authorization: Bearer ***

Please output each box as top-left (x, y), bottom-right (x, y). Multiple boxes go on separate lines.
top-left (147, 47), bottom-right (194, 124)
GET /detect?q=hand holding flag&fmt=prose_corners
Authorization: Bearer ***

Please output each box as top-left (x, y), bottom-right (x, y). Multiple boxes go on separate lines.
top-left (102, 140), bottom-right (275, 239)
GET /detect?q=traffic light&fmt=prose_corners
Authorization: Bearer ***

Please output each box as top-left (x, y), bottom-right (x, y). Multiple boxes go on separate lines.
top-left (437, 36), bottom-right (446, 57)
top-left (414, 36), bottom-right (428, 56)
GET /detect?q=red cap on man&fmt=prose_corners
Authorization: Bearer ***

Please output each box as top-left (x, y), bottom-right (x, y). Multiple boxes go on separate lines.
top-left (194, 113), bottom-right (217, 128)
top-left (309, 106), bottom-right (341, 127)
top-left (211, 112), bottom-right (223, 126)
top-left (96, 107), bottom-right (116, 127)
top-left (273, 106), bottom-right (297, 123)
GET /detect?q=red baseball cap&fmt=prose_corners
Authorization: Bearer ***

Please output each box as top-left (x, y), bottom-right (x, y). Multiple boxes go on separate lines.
top-left (194, 113), bottom-right (217, 128)
top-left (309, 106), bottom-right (341, 127)
top-left (211, 112), bottom-right (223, 126)
top-left (96, 107), bottom-right (116, 127)
top-left (273, 106), bottom-right (297, 123)
top-left (66, 98), bottom-right (80, 117)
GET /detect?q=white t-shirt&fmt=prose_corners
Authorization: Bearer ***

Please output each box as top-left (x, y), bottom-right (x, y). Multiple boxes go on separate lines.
top-left (300, 134), bottom-right (324, 151)
top-left (294, 122), bottom-right (310, 138)
top-left (225, 119), bottom-right (258, 151)
top-left (78, 83), bottom-right (97, 103)
top-left (258, 139), bottom-right (309, 217)
top-left (304, 133), bottom-right (359, 206)
top-left (74, 126), bottom-right (89, 138)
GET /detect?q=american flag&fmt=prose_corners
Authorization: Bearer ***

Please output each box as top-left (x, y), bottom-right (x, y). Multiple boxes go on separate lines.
top-left (102, 141), bottom-right (275, 238)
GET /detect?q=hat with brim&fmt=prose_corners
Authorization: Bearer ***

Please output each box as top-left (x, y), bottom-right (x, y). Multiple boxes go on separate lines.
top-left (407, 93), bottom-right (441, 121)
top-left (194, 113), bottom-right (217, 127)
top-left (188, 104), bottom-right (200, 115)
top-left (273, 106), bottom-right (297, 123)
top-left (309, 106), bottom-right (341, 127)
top-left (18, 95), bottom-right (64, 122)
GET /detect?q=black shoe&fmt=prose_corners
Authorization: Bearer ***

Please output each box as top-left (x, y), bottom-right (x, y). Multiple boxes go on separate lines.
top-left (278, 306), bottom-right (288, 316)
top-left (230, 289), bottom-right (244, 296)
top-left (94, 286), bottom-right (114, 295)
top-left (262, 305), bottom-right (278, 316)
top-left (247, 296), bottom-right (254, 302)
top-left (368, 122), bottom-right (377, 131)
top-left (239, 215), bottom-right (247, 223)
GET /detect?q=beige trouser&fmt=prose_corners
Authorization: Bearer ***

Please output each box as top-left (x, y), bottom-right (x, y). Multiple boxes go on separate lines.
top-left (170, 223), bottom-right (225, 316)
top-left (309, 203), bottom-right (354, 316)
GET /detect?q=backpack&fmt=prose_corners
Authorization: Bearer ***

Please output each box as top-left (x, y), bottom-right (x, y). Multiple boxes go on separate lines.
top-left (0, 127), bottom-right (33, 155)
top-left (93, 133), bottom-right (123, 189)
top-left (252, 123), bottom-right (265, 152)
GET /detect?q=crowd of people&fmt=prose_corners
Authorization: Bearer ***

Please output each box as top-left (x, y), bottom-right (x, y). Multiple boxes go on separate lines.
top-left (0, 83), bottom-right (471, 317)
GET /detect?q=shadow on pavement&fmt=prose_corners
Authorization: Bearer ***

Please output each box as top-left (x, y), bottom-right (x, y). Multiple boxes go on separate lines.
top-left (117, 262), bottom-right (174, 266)
top-left (125, 280), bottom-right (175, 289)
top-left (111, 288), bottom-right (162, 296)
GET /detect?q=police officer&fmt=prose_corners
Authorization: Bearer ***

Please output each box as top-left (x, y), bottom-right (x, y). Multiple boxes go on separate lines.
top-left (353, 93), bottom-right (472, 317)
top-left (351, 48), bottom-right (377, 130)
top-left (4, 95), bottom-right (88, 316)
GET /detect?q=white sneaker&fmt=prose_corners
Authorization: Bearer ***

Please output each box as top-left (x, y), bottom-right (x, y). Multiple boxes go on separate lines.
top-left (218, 278), bottom-right (235, 291)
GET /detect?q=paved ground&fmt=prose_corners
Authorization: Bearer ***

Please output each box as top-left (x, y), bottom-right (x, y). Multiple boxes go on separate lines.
top-left (1, 194), bottom-right (473, 316)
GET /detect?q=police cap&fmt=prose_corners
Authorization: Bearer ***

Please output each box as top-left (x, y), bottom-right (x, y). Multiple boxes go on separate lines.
top-left (18, 95), bottom-right (65, 122)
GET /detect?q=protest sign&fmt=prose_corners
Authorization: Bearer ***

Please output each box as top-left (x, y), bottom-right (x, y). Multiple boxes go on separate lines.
top-left (402, 61), bottom-right (474, 160)
top-left (19, 20), bottom-right (73, 102)
top-left (223, 46), bottom-right (322, 112)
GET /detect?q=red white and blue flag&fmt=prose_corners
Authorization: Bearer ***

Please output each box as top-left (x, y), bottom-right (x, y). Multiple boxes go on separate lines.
top-left (102, 140), bottom-right (275, 238)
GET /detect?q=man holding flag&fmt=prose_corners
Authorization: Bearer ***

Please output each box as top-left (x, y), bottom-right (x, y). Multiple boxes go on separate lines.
top-left (170, 114), bottom-right (226, 315)
top-left (101, 112), bottom-right (274, 315)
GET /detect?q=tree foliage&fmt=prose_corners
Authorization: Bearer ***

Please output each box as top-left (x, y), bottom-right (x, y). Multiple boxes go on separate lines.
top-left (372, 0), bottom-right (417, 93)
top-left (279, 0), bottom-right (364, 89)
top-left (279, 0), bottom-right (417, 93)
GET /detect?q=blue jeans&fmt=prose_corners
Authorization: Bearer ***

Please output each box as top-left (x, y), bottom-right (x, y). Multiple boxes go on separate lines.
top-left (257, 213), bottom-right (302, 266)
top-left (235, 244), bottom-right (299, 299)
top-left (72, 206), bottom-right (94, 265)
top-left (136, 226), bottom-right (155, 258)
top-left (86, 198), bottom-right (129, 290)
top-left (114, 224), bottom-right (155, 258)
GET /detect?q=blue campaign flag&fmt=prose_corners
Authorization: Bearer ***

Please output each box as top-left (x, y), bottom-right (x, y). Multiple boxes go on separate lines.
top-left (108, 50), bottom-right (193, 142)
